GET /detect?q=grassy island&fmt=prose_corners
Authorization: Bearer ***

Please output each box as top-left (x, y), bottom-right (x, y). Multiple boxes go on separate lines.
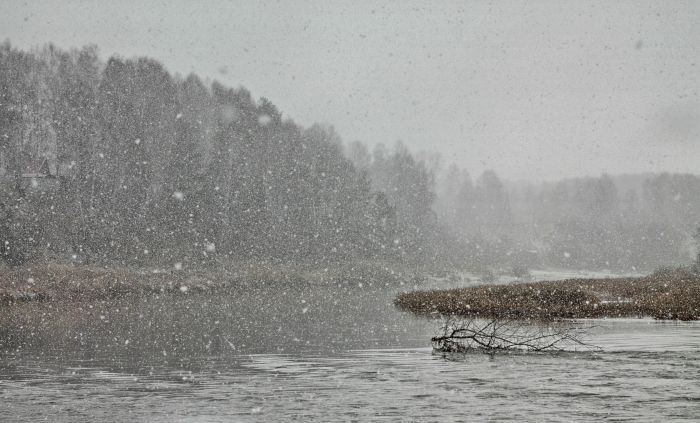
top-left (395, 268), bottom-right (700, 321)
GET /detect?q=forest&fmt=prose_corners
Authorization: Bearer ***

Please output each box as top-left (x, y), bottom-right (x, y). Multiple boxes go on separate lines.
top-left (1, 42), bottom-right (699, 273)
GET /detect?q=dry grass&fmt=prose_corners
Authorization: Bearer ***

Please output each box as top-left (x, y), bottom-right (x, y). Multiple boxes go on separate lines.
top-left (0, 261), bottom-right (414, 334)
top-left (0, 265), bottom-right (189, 305)
top-left (0, 259), bottom-right (411, 307)
top-left (395, 268), bottom-right (700, 321)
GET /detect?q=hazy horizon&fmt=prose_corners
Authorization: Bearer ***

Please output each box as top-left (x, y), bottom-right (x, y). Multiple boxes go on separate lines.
top-left (1, 0), bottom-right (698, 181)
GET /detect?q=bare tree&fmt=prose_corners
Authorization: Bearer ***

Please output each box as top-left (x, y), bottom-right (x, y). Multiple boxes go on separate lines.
top-left (431, 317), bottom-right (600, 353)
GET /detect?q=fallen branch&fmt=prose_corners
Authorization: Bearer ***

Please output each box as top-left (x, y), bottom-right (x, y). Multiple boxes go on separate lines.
top-left (431, 317), bottom-right (600, 353)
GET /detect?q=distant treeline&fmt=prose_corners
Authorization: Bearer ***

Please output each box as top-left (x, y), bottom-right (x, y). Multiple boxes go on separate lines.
top-left (436, 167), bottom-right (700, 272)
top-left (0, 42), bottom-right (698, 272)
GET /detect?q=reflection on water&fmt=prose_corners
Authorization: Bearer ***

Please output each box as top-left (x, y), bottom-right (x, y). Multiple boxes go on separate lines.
top-left (1, 276), bottom-right (699, 421)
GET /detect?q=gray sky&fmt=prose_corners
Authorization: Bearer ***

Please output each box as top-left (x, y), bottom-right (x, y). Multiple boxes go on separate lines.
top-left (1, 0), bottom-right (698, 180)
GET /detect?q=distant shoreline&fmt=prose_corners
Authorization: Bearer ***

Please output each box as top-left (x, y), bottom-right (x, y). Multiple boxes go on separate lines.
top-left (0, 260), bottom-right (413, 308)
top-left (395, 268), bottom-right (700, 321)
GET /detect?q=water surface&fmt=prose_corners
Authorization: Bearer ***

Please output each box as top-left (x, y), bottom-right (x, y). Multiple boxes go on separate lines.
top-left (1, 273), bottom-right (699, 421)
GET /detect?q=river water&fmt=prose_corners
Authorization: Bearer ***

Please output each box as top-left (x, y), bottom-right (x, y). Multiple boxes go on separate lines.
top-left (1, 271), bottom-right (699, 422)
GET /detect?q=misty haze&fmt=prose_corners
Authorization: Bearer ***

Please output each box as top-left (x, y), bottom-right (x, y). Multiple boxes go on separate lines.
top-left (1, 1), bottom-right (699, 422)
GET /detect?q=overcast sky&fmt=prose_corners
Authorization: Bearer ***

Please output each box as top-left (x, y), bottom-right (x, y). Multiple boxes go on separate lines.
top-left (1, 0), bottom-right (698, 180)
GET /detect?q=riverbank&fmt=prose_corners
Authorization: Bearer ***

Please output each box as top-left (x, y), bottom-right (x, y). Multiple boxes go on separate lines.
top-left (0, 261), bottom-right (419, 338)
top-left (0, 260), bottom-right (416, 307)
top-left (0, 260), bottom-right (428, 354)
top-left (395, 268), bottom-right (700, 321)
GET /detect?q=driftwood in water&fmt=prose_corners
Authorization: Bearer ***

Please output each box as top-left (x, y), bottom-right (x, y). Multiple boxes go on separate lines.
top-left (431, 317), bottom-right (599, 353)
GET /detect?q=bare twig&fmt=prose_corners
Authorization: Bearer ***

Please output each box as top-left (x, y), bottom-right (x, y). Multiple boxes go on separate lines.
top-left (431, 317), bottom-right (600, 353)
